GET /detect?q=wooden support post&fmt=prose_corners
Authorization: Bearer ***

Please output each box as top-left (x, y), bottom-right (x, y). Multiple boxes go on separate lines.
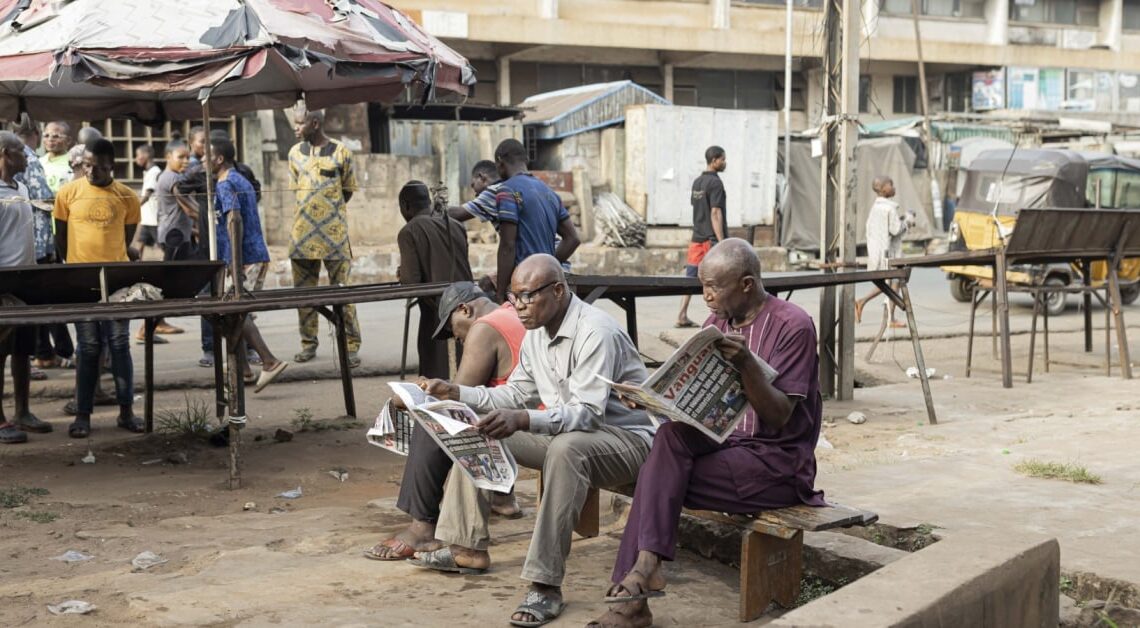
top-left (1082, 259), bottom-right (1093, 352)
top-left (1107, 265), bottom-right (1133, 380)
top-left (224, 315), bottom-right (247, 490)
top-left (740, 529), bottom-right (803, 621)
top-left (400, 298), bottom-right (414, 380)
top-left (902, 281), bottom-right (937, 424)
top-left (1044, 292), bottom-right (1050, 372)
top-left (333, 304), bottom-right (357, 417)
top-left (994, 251), bottom-right (1013, 388)
top-left (144, 318), bottom-right (156, 433)
top-left (625, 297), bottom-right (639, 348)
top-left (1027, 293), bottom-right (1039, 384)
top-left (576, 487), bottom-right (601, 538)
top-left (1106, 299), bottom-right (1112, 377)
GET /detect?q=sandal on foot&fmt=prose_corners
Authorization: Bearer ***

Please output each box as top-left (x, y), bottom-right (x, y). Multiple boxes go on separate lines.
top-left (293, 348), bottom-right (317, 363)
top-left (254, 362), bottom-right (288, 394)
top-left (117, 416), bottom-right (145, 433)
top-left (604, 572), bottom-right (665, 603)
top-left (587, 607), bottom-right (654, 628)
top-left (363, 538), bottom-right (417, 561)
top-left (346, 352), bottom-right (361, 369)
top-left (68, 420), bottom-right (91, 439)
top-left (198, 353), bottom-right (215, 368)
top-left (0, 423), bottom-right (29, 444)
top-left (28, 366), bottom-right (47, 381)
top-left (509, 589), bottom-right (566, 627)
top-left (674, 319), bottom-right (697, 329)
top-left (408, 547), bottom-right (487, 575)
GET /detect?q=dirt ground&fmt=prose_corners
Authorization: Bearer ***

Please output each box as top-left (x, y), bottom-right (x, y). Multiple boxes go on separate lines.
top-left (0, 325), bottom-right (1137, 626)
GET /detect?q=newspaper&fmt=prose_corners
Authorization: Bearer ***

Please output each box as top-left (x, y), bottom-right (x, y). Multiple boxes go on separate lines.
top-left (367, 382), bottom-right (517, 492)
top-left (603, 326), bottom-right (778, 443)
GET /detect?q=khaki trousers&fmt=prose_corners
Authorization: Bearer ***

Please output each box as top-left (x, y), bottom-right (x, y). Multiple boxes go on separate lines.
top-left (435, 425), bottom-right (650, 587)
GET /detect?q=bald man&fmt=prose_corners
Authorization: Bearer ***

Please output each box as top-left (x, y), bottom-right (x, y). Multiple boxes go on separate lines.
top-left (590, 239), bottom-right (825, 628)
top-left (414, 254), bottom-right (656, 627)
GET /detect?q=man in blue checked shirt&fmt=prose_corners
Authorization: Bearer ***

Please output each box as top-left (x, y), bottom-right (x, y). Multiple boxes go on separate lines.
top-left (447, 140), bottom-right (580, 302)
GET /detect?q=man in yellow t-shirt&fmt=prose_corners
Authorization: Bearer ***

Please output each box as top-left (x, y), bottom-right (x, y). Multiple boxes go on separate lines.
top-left (52, 139), bottom-right (144, 438)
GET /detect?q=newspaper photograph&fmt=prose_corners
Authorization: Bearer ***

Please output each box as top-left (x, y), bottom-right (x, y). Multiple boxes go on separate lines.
top-left (366, 382), bottom-right (428, 455)
top-left (603, 326), bottom-right (777, 443)
top-left (367, 382), bottom-right (517, 492)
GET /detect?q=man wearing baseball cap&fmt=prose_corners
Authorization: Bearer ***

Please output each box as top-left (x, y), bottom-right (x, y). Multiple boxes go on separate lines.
top-left (365, 281), bottom-right (525, 561)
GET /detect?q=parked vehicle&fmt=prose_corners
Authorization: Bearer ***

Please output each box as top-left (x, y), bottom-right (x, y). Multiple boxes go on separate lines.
top-left (944, 149), bottom-right (1140, 315)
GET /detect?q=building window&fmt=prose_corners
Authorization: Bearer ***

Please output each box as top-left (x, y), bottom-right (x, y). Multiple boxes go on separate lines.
top-left (1125, 0), bottom-right (1140, 30)
top-left (893, 76), bottom-right (918, 114)
top-left (1010, 0), bottom-right (1099, 27)
top-left (881, 0), bottom-right (984, 18)
top-left (944, 72), bottom-right (973, 112)
top-left (859, 75), bottom-right (872, 113)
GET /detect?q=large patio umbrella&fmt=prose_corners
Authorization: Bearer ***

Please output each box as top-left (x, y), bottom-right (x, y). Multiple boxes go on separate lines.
top-left (0, 0), bottom-right (475, 122)
top-left (0, 0), bottom-right (475, 260)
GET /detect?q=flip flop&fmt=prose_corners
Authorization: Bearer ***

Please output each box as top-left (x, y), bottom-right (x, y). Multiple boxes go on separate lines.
top-left (68, 420), bottom-right (91, 439)
top-left (408, 547), bottom-right (487, 575)
top-left (509, 589), bottom-right (566, 627)
top-left (674, 319), bottom-right (697, 329)
top-left (587, 607), bottom-right (654, 628)
top-left (28, 366), bottom-right (47, 381)
top-left (604, 571), bottom-right (665, 603)
top-left (254, 362), bottom-right (289, 394)
top-left (362, 538), bottom-right (417, 561)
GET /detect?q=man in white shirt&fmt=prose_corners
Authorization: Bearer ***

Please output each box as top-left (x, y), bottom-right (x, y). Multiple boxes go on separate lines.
top-left (132, 144), bottom-right (182, 339)
top-left (855, 176), bottom-right (912, 327)
top-left (414, 254), bottom-right (655, 627)
top-left (0, 131), bottom-right (49, 443)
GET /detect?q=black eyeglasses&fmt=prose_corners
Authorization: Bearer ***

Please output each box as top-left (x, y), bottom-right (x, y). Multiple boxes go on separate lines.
top-left (506, 280), bottom-right (560, 306)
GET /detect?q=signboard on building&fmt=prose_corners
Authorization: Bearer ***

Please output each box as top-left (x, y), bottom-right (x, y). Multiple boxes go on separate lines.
top-left (1007, 67), bottom-right (1064, 111)
top-left (972, 70), bottom-right (1004, 111)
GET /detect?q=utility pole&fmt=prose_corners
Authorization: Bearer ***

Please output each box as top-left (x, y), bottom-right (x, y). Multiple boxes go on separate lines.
top-left (819, 0), bottom-right (860, 399)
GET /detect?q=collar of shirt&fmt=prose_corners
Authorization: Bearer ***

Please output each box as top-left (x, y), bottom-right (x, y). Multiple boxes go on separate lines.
top-left (545, 294), bottom-right (584, 346)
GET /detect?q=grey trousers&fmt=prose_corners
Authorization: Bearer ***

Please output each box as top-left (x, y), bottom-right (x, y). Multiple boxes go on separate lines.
top-left (435, 425), bottom-right (650, 587)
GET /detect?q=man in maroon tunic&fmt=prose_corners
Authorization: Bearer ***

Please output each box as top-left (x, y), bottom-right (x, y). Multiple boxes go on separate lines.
top-left (589, 238), bottom-right (825, 628)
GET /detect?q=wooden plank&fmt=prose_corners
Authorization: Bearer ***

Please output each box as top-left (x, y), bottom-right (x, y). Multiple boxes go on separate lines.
top-left (740, 530), bottom-right (804, 621)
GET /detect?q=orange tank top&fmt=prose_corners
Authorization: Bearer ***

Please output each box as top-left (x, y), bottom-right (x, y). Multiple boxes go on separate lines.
top-left (477, 303), bottom-right (525, 386)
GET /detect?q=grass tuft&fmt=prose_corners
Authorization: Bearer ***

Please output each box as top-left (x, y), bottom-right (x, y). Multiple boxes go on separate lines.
top-left (14, 511), bottom-right (59, 523)
top-left (156, 395), bottom-right (215, 438)
top-left (1014, 459), bottom-right (1102, 485)
top-left (0, 486), bottom-right (49, 509)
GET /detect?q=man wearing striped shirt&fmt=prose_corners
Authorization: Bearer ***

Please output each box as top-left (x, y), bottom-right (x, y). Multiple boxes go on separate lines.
top-left (591, 239), bottom-right (826, 628)
top-left (447, 141), bottom-right (580, 302)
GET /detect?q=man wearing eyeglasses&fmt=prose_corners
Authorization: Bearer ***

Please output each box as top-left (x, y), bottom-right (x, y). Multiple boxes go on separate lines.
top-left (413, 254), bottom-right (655, 627)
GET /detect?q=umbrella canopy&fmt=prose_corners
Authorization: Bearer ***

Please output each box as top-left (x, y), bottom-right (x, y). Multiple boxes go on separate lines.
top-left (0, 0), bottom-right (476, 122)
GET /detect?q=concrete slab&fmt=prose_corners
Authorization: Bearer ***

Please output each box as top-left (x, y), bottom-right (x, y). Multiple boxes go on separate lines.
top-left (768, 534), bottom-right (1060, 628)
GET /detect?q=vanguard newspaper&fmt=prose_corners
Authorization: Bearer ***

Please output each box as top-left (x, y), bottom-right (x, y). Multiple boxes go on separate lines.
top-left (367, 382), bottom-right (517, 492)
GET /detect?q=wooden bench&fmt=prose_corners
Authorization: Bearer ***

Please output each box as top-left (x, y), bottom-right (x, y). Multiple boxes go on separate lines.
top-left (539, 478), bottom-right (878, 622)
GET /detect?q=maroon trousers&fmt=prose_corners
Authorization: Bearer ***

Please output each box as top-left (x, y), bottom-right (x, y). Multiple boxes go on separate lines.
top-left (611, 422), bottom-right (801, 583)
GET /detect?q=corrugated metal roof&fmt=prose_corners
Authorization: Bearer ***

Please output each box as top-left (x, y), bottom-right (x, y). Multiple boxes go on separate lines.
top-left (520, 80), bottom-right (669, 140)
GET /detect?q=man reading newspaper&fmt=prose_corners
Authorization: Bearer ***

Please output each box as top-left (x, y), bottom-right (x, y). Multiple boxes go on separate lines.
top-left (364, 281), bottom-right (526, 560)
top-left (589, 239), bottom-right (826, 628)
top-left (413, 254), bottom-right (656, 628)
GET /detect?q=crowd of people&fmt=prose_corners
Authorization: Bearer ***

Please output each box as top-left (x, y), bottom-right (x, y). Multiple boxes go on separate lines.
top-left (1, 121), bottom-right (830, 628)
top-left (0, 109), bottom-right (360, 442)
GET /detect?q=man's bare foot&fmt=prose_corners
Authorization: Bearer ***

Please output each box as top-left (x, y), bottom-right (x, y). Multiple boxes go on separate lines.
top-left (447, 545), bottom-right (491, 571)
top-left (587, 602), bottom-right (653, 628)
top-left (364, 520), bottom-right (441, 560)
top-left (606, 565), bottom-right (666, 601)
top-left (889, 320), bottom-right (907, 329)
top-left (491, 491), bottom-right (522, 518)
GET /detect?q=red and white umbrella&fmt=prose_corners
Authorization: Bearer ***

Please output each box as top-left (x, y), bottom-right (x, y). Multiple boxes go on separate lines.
top-left (0, 0), bottom-right (476, 122)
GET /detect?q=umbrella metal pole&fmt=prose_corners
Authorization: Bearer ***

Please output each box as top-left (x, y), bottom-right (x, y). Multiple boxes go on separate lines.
top-left (203, 100), bottom-right (218, 264)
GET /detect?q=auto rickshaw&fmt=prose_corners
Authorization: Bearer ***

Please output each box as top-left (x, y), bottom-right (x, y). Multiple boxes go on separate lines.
top-left (944, 148), bottom-right (1140, 315)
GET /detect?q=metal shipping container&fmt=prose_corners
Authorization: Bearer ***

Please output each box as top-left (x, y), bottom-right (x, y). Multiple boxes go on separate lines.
top-left (624, 104), bottom-right (778, 227)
